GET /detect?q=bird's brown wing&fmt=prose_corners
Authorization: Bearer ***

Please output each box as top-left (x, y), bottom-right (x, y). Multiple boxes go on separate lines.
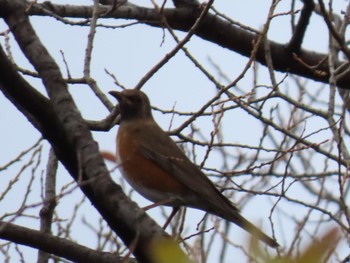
top-left (138, 122), bottom-right (239, 213)
top-left (138, 123), bottom-right (279, 248)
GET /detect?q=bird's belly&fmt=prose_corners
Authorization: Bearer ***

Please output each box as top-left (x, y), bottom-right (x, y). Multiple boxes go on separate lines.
top-left (117, 131), bottom-right (187, 206)
top-left (118, 156), bottom-right (187, 206)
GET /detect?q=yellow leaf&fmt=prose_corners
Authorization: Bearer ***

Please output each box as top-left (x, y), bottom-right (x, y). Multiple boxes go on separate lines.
top-left (150, 237), bottom-right (193, 263)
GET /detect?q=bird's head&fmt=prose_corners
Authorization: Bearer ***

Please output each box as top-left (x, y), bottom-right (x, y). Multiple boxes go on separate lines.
top-left (109, 89), bottom-right (153, 122)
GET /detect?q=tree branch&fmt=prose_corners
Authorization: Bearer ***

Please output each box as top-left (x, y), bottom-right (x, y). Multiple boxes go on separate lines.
top-left (0, 1), bottom-right (171, 262)
top-left (27, 2), bottom-right (350, 89)
top-left (287, 0), bottom-right (315, 53)
top-left (0, 221), bottom-right (136, 263)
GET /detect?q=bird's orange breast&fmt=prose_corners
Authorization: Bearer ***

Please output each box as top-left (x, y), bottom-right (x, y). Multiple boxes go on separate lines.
top-left (116, 123), bottom-right (187, 203)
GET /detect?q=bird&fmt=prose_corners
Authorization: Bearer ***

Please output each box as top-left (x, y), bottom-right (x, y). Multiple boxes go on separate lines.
top-left (109, 89), bottom-right (279, 248)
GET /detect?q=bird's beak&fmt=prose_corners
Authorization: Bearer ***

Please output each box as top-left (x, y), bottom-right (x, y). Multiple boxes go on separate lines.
top-left (109, 91), bottom-right (122, 102)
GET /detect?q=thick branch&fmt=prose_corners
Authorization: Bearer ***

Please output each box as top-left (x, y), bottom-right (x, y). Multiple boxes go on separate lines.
top-left (27, 2), bottom-right (350, 89)
top-left (287, 0), bottom-right (315, 53)
top-left (0, 221), bottom-right (135, 263)
top-left (0, 1), bottom-right (168, 262)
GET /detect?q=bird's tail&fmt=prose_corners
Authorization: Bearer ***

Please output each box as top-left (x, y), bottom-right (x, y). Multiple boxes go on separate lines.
top-left (224, 210), bottom-right (279, 248)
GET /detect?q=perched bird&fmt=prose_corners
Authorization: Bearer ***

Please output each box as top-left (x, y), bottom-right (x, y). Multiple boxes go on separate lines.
top-left (109, 89), bottom-right (278, 248)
